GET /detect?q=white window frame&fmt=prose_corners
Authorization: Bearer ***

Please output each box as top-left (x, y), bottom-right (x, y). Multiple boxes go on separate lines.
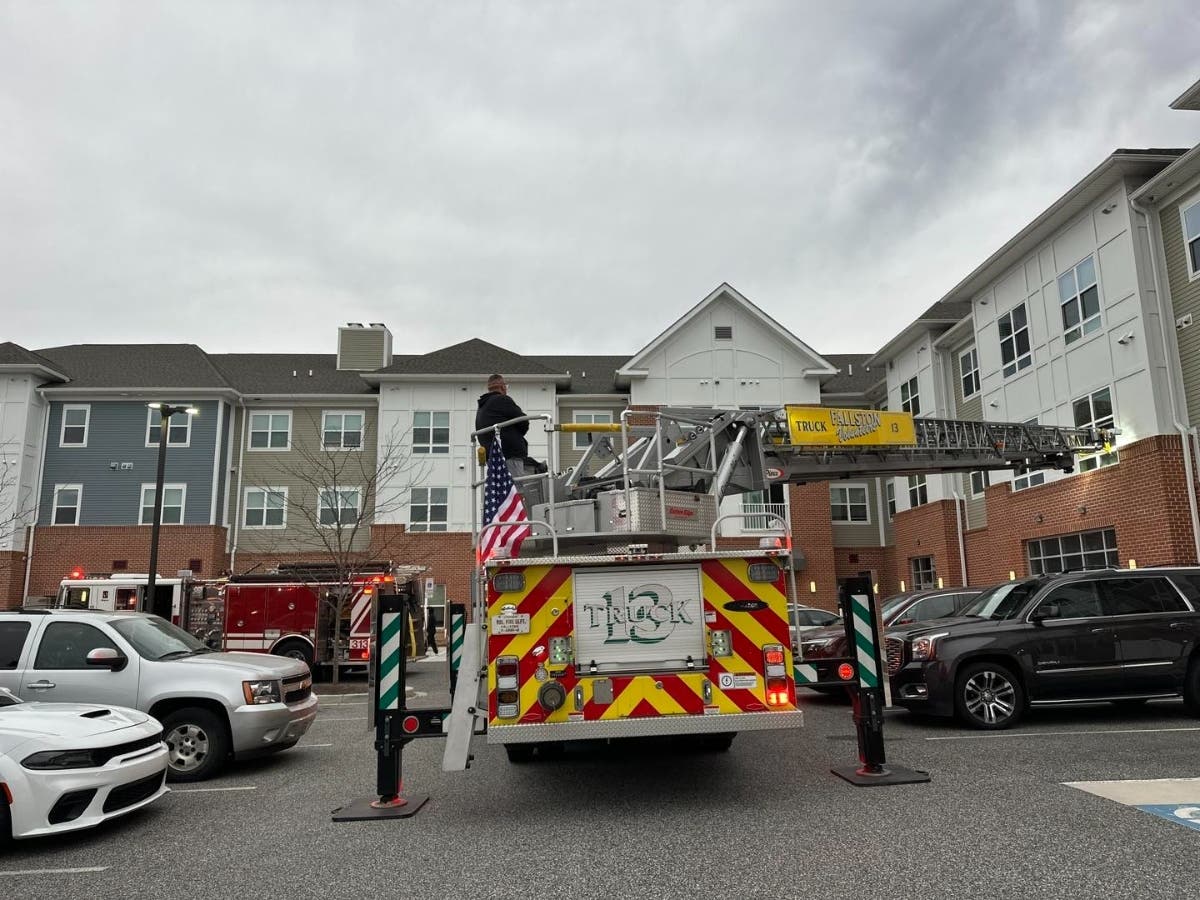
top-left (1072, 386), bottom-right (1118, 473)
top-left (248, 411), bottom-right (292, 452)
top-left (998, 303), bottom-right (1032, 378)
top-left (139, 483), bottom-right (187, 526)
top-left (1057, 255), bottom-right (1102, 345)
top-left (959, 347), bottom-right (980, 399)
top-left (572, 410), bottom-right (615, 450)
top-left (830, 483), bottom-right (871, 524)
top-left (321, 410), bottom-right (365, 452)
top-left (911, 556), bottom-right (936, 590)
top-left (412, 411), bottom-right (451, 455)
top-left (900, 376), bottom-right (920, 415)
top-left (51, 484), bottom-right (82, 526)
top-left (244, 487), bottom-right (288, 529)
top-left (59, 404), bottom-right (91, 448)
top-left (885, 480), bottom-right (896, 521)
top-left (1181, 191), bottom-right (1200, 281)
top-left (409, 486), bottom-right (449, 532)
top-left (145, 405), bottom-right (194, 448)
top-left (318, 487), bottom-right (362, 528)
top-left (969, 470), bottom-right (989, 498)
top-left (907, 475), bottom-right (928, 508)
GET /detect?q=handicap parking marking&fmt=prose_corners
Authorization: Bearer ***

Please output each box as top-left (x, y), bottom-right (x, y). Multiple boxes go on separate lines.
top-left (1065, 778), bottom-right (1200, 833)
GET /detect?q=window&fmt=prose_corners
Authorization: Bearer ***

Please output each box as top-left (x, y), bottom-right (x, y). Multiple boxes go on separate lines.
top-left (900, 593), bottom-right (957, 624)
top-left (319, 488), bottom-right (361, 527)
top-left (322, 411), bottom-right (364, 450)
top-left (1181, 196), bottom-right (1200, 279)
top-left (885, 480), bottom-right (896, 520)
top-left (959, 347), bottom-right (980, 398)
top-left (1057, 255), bottom-right (1102, 345)
top-left (412, 411), bottom-right (450, 454)
top-left (0, 621), bottom-right (31, 669)
top-left (244, 488), bottom-right (287, 528)
top-left (790, 608), bottom-right (840, 627)
top-left (572, 411), bottom-right (614, 449)
top-left (1027, 527), bottom-right (1118, 575)
top-left (249, 412), bottom-right (291, 450)
top-left (998, 303), bottom-right (1032, 377)
top-left (409, 487), bottom-right (448, 532)
top-left (1101, 578), bottom-right (1189, 616)
top-left (911, 556), bottom-right (936, 590)
top-left (34, 622), bottom-right (119, 670)
top-left (140, 484), bottom-right (186, 525)
top-left (52, 485), bottom-right (81, 525)
top-left (1034, 582), bottom-right (1103, 619)
top-left (969, 470), bottom-right (989, 498)
top-left (1012, 418), bottom-right (1046, 491)
top-left (1072, 387), bottom-right (1118, 472)
top-left (146, 406), bottom-right (193, 447)
top-left (907, 475), bottom-right (928, 508)
top-left (60, 405), bottom-right (90, 447)
top-left (900, 377), bottom-right (920, 415)
top-left (830, 484), bottom-right (870, 523)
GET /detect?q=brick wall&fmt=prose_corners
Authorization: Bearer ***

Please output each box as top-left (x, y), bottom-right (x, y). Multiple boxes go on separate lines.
top-left (27, 525), bottom-right (228, 598)
top-left (370, 526), bottom-right (475, 606)
top-left (833, 545), bottom-right (899, 600)
top-left (891, 498), bottom-right (965, 590)
top-left (1, 551), bottom-right (26, 609)
top-left (789, 482), bottom-right (838, 612)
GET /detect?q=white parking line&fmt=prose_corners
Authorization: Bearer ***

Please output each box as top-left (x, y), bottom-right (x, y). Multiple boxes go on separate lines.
top-left (927, 726), bottom-right (1200, 741)
top-left (172, 785), bottom-right (258, 793)
top-left (0, 867), bottom-right (109, 876)
top-left (297, 742), bottom-right (333, 748)
top-left (313, 716), bottom-right (364, 721)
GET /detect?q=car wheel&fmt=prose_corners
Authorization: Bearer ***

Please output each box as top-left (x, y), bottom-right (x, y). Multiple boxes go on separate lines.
top-left (0, 793), bottom-right (11, 846)
top-left (273, 639), bottom-right (314, 669)
top-left (1184, 659), bottom-right (1200, 716)
top-left (162, 707), bottom-right (230, 782)
top-left (504, 744), bottom-right (535, 764)
top-left (955, 662), bottom-right (1024, 730)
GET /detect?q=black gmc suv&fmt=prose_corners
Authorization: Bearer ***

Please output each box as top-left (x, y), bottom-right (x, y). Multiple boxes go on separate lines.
top-left (886, 567), bottom-right (1200, 729)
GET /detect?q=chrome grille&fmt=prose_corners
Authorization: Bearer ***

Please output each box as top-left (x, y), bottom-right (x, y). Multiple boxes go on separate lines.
top-left (885, 638), bottom-right (904, 676)
top-left (284, 674), bottom-right (313, 704)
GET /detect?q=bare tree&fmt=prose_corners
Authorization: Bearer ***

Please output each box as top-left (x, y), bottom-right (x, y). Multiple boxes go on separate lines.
top-left (0, 443), bottom-right (37, 587)
top-left (236, 415), bottom-right (432, 682)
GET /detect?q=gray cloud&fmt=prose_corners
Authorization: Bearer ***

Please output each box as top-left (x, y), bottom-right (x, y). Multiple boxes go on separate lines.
top-left (1, 1), bottom-right (1197, 358)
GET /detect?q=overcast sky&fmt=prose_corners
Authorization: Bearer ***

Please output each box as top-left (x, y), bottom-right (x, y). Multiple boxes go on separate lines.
top-left (2, 2), bottom-right (1198, 359)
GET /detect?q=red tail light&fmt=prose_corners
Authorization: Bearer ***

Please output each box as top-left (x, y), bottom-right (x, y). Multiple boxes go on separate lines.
top-left (765, 648), bottom-right (785, 666)
top-left (766, 676), bottom-right (791, 706)
top-left (762, 643), bottom-right (791, 706)
top-left (838, 663), bottom-right (856, 681)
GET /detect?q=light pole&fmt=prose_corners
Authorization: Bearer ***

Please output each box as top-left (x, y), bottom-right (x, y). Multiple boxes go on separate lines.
top-left (145, 402), bottom-right (198, 614)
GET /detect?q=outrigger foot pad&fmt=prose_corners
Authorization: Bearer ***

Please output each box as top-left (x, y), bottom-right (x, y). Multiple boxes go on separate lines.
top-left (831, 764), bottom-right (931, 787)
top-left (331, 794), bottom-right (430, 821)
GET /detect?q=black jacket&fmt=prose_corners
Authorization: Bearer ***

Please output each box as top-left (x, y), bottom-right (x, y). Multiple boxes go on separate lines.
top-left (475, 391), bottom-right (529, 459)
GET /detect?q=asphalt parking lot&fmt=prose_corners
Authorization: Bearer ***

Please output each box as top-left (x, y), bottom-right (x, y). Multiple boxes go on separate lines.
top-left (3, 656), bottom-right (1199, 900)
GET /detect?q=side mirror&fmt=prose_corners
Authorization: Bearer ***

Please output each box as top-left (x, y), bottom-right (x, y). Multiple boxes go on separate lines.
top-left (86, 647), bottom-right (128, 671)
top-left (1030, 603), bottom-right (1060, 624)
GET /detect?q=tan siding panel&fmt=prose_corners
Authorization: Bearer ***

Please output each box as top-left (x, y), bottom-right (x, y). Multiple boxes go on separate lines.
top-left (1161, 195), bottom-right (1200, 422)
top-left (831, 480), bottom-right (881, 547)
top-left (338, 330), bottom-right (387, 371)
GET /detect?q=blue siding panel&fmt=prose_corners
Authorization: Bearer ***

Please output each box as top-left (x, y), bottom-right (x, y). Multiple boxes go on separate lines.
top-left (40, 400), bottom-right (221, 526)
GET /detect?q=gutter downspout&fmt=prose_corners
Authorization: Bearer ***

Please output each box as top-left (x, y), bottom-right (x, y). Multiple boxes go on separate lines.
top-left (228, 402), bottom-right (249, 574)
top-left (1131, 196), bottom-right (1200, 563)
top-left (21, 395), bottom-right (52, 600)
top-left (951, 491), bottom-right (969, 586)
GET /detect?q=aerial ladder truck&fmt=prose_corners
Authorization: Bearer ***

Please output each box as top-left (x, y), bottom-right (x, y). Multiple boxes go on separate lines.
top-left (440, 405), bottom-right (1111, 767)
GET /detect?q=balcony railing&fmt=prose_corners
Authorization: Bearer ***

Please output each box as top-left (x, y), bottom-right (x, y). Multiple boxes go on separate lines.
top-left (741, 502), bottom-right (787, 532)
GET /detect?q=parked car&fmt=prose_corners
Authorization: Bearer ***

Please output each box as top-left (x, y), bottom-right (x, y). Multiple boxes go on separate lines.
top-left (0, 686), bottom-right (169, 842)
top-left (0, 610), bottom-right (318, 781)
top-left (886, 568), bottom-right (1200, 729)
top-left (787, 604), bottom-right (841, 649)
top-left (796, 586), bottom-right (987, 688)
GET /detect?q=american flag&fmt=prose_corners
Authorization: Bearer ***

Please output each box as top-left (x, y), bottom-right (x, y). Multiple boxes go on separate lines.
top-left (480, 435), bottom-right (530, 560)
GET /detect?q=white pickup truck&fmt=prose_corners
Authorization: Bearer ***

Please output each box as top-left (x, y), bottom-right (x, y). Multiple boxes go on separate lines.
top-left (0, 609), bottom-right (318, 781)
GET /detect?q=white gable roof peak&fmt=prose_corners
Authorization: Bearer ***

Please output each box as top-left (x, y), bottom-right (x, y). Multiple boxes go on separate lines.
top-left (618, 283), bottom-right (836, 376)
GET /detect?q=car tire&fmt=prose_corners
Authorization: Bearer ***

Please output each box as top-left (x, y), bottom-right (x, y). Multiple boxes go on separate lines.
top-left (1184, 658), bottom-right (1200, 716)
top-left (0, 793), bottom-right (11, 846)
top-left (505, 744), bottom-right (535, 764)
top-left (273, 639), bottom-right (314, 670)
top-left (954, 661), bottom-right (1024, 730)
top-left (162, 707), bottom-right (230, 782)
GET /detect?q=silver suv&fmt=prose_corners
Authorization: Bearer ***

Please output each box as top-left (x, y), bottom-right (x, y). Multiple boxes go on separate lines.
top-left (0, 610), bottom-right (318, 781)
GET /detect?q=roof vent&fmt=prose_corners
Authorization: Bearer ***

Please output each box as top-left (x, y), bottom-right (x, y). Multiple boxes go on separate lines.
top-left (714, 326), bottom-right (733, 340)
top-left (347, 322), bottom-right (364, 328)
top-left (338, 323), bottom-right (392, 371)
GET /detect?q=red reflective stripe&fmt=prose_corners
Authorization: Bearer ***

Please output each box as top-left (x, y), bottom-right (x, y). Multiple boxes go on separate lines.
top-left (489, 566), bottom-right (574, 658)
top-left (657, 676), bottom-right (705, 714)
top-left (702, 560), bottom-right (791, 647)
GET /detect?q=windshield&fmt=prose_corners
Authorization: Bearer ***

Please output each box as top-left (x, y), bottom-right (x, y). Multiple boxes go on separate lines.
top-left (111, 616), bottom-right (207, 660)
top-left (962, 581), bottom-right (1041, 620)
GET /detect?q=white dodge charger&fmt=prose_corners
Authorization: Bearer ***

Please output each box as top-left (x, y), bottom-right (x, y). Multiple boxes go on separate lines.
top-left (0, 687), bottom-right (169, 842)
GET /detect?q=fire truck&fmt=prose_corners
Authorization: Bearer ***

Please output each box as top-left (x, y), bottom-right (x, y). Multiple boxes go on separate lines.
top-left (56, 562), bottom-right (425, 673)
top-left (442, 405), bottom-right (1111, 766)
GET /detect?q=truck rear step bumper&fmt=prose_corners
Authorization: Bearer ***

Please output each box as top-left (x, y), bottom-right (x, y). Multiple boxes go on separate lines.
top-left (488, 709), bottom-right (803, 744)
